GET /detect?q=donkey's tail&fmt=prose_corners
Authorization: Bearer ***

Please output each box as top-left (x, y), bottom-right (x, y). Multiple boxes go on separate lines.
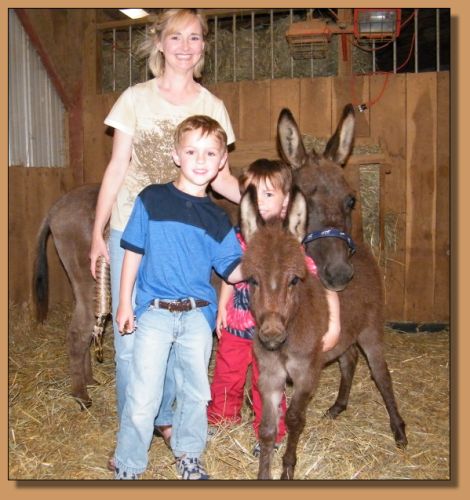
top-left (33, 214), bottom-right (51, 323)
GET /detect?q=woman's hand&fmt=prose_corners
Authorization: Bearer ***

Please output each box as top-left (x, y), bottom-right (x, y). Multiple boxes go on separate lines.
top-left (89, 232), bottom-right (110, 280)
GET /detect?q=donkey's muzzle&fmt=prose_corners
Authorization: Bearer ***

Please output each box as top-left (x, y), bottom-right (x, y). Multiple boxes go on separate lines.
top-left (258, 313), bottom-right (287, 351)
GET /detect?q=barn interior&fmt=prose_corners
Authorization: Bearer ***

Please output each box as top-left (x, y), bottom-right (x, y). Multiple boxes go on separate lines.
top-left (8, 8), bottom-right (450, 481)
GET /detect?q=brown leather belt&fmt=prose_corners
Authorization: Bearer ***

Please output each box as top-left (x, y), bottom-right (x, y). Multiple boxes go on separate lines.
top-left (152, 298), bottom-right (210, 313)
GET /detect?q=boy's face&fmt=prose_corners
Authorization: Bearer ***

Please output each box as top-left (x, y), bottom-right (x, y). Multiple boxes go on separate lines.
top-left (246, 176), bottom-right (290, 221)
top-left (172, 129), bottom-right (227, 194)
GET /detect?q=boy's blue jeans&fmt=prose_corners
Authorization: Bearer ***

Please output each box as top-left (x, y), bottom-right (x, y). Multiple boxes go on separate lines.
top-left (114, 304), bottom-right (213, 477)
top-left (109, 229), bottom-right (174, 424)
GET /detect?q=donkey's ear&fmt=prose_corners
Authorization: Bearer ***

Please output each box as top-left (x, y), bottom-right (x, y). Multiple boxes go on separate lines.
top-left (240, 185), bottom-right (264, 243)
top-left (324, 104), bottom-right (355, 166)
top-left (284, 187), bottom-right (307, 243)
top-left (277, 108), bottom-right (309, 170)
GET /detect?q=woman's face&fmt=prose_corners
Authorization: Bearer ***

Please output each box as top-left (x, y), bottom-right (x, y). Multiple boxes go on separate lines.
top-left (159, 16), bottom-right (204, 74)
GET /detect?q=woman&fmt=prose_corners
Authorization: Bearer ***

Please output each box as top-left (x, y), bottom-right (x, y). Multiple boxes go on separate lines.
top-left (89, 9), bottom-right (240, 466)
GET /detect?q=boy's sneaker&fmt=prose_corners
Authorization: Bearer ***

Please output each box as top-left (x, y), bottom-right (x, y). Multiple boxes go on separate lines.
top-left (252, 441), bottom-right (281, 457)
top-left (176, 456), bottom-right (210, 480)
top-left (207, 425), bottom-right (218, 440)
top-left (114, 465), bottom-right (139, 480)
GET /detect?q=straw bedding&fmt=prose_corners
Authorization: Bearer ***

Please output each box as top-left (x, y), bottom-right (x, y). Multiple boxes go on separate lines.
top-left (9, 302), bottom-right (449, 481)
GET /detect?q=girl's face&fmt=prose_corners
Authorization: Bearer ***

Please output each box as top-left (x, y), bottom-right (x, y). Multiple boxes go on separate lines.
top-left (248, 177), bottom-right (290, 221)
top-left (158, 16), bottom-right (204, 73)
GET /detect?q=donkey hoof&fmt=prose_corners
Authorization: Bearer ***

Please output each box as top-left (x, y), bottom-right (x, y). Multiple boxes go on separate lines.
top-left (324, 403), bottom-right (346, 419)
top-left (394, 427), bottom-right (408, 449)
top-left (73, 395), bottom-right (92, 410)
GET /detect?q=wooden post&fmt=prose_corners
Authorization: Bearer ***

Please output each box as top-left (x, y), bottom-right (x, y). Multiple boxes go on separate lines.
top-left (337, 9), bottom-right (353, 76)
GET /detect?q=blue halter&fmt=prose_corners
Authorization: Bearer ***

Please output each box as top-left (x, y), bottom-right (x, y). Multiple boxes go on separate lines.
top-left (302, 227), bottom-right (356, 255)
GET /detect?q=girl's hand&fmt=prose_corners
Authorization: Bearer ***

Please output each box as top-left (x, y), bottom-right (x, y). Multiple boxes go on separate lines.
top-left (216, 308), bottom-right (228, 339)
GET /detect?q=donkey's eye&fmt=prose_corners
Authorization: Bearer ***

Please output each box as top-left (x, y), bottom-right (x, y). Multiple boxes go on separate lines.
top-left (289, 276), bottom-right (300, 286)
top-left (345, 195), bottom-right (356, 210)
top-left (247, 277), bottom-right (259, 286)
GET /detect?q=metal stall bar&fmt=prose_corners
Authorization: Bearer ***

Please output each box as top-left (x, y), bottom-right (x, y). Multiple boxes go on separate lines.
top-left (270, 9), bottom-right (274, 79)
top-left (233, 14), bottom-right (237, 81)
top-left (414, 9), bottom-right (419, 73)
top-left (436, 8), bottom-right (440, 71)
top-left (129, 25), bottom-right (132, 86)
top-left (112, 28), bottom-right (116, 91)
top-left (251, 11), bottom-right (255, 79)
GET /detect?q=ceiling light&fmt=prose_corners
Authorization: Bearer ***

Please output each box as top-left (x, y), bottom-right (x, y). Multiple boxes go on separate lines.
top-left (119, 9), bottom-right (150, 20)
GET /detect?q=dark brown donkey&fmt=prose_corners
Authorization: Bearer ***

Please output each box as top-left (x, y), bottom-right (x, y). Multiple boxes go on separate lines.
top-left (240, 107), bottom-right (407, 480)
top-left (33, 184), bottom-right (102, 407)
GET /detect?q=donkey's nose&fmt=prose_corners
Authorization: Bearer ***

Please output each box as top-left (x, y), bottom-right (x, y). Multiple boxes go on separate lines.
top-left (258, 314), bottom-right (287, 350)
top-left (323, 262), bottom-right (354, 291)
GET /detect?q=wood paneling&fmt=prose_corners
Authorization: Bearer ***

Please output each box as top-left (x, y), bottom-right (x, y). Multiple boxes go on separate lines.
top-left (370, 73), bottom-right (407, 321)
top-left (9, 168), bottom-right (75, 307)
top-left (238, 80), bottom-right (271, 141)
top-left (404, 73), bottom-right (438, 321)
top-left (434, 72), bottom-right (450, 319)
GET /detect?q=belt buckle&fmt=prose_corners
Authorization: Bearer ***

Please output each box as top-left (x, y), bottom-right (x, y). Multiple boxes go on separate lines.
top-left (167, 301), bottom-right (178, 313)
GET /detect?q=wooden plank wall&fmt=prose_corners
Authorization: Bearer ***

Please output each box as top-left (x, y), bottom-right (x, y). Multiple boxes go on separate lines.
top-left (10, 72), bottom-right (449, 324)
top-left (9, 168), bottom-right (75, 307)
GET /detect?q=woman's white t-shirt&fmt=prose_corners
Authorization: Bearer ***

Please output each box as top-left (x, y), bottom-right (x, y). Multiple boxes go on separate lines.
top-left (104, 78), bottom-right (235, 231)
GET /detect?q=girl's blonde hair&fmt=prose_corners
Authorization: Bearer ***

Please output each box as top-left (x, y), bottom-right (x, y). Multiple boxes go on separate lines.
top-left (137, 9), bottom-right (208, 79)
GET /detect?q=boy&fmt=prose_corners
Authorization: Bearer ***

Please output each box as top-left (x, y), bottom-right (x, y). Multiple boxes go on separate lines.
top-left (113, 115), bottom-right (243, 480)
top-left (207, 159), bottom-right (341, 454)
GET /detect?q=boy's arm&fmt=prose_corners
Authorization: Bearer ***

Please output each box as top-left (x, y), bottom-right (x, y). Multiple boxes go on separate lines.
top-left (116, 250), bottom-right (142, 334)
top-left (226, 262), bottom-right (243, 284)
top-left (216, 281), bottom-right (234, 338)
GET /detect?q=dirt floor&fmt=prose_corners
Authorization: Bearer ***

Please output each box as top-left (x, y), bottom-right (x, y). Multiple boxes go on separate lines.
top-left (8, 302), bottom-right (450, 481)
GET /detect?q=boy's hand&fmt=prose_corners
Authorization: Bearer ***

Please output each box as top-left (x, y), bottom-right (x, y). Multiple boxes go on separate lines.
top-left (116, 303), bottom-right (136, 335)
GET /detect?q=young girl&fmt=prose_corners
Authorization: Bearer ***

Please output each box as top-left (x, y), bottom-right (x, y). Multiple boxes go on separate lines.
top-left (207, 159), bottom-right (341, 453)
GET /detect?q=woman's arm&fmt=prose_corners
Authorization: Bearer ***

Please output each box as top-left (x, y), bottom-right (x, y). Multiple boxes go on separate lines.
top-left (89, 129), bottom-right (133, 278)
top-left (211, 160), bottom-right (241, 204)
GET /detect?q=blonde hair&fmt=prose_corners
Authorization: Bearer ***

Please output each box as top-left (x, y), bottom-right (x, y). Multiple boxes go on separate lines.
top-left (174, 115), bottom-right (228, 151)
top-left (137, 9), bottom-right (208, 78)
top-left (239, 159), bottom-right (293, 195)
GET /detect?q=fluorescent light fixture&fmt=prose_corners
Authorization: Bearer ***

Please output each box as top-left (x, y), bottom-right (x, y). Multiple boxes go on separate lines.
top-left (119, 9), bottom-right (150, 19)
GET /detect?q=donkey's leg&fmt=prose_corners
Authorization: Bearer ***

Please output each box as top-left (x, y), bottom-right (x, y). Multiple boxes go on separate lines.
top-left (67, 288), bottom-right (96, 408)
top-left (358, 327), bottom-right (407, 448)
top-left (255, 351), bottom-right (287, 480)
top-left (325, 344), bottom-right (359, 418)
top-left (281, 359), bottom-right (322, 480)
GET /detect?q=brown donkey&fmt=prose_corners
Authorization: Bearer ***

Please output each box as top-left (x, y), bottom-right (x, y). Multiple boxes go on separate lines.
top-left (33, 184), bottom-right (102, 407)
top-left (240, 107), bottom-right (407, 480)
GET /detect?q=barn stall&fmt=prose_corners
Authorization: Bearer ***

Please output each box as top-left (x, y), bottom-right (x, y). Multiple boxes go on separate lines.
top-left (9, 8), bottom-right (450, 480)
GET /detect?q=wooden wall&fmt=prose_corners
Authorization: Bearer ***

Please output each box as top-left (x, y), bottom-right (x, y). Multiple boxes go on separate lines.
top-left (9, 168), bottom-right (75, 306)
top-left (8, 7), bottom-right (449, 323)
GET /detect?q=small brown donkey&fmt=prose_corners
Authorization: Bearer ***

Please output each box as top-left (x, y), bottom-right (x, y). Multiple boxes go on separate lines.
top-left (240, 107), bottom-right (407, 480)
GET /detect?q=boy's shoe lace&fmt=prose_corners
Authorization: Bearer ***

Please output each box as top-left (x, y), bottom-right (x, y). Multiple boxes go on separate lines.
top-left (176, 456), bottom-right (210, 480)
top-left (252, 441), bottom-right (281, 458)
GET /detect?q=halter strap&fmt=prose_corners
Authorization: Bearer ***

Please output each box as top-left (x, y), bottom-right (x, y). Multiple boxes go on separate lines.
top-left (302, 228), bottom-right (356, 255)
